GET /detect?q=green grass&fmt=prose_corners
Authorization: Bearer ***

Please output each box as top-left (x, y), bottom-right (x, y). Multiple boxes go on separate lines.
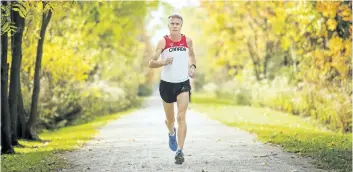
top-left (190, 93), bottom-right (352, 172)
top-left (1, 108), bottom-right (136, 172)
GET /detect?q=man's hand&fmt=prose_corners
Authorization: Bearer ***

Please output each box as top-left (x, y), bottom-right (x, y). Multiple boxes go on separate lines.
top-left (149, 39), bottom-right (167, 68)
top-left (164, 57), bottom-right (173, 65)
top-left (189, 66), bottom-right (196, 78)
top-left (186, 37), bottom-right (196, 78)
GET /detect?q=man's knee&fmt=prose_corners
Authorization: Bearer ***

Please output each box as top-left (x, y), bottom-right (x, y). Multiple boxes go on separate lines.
top-left (177, 112), bottom-right (186, 123)
top-left (165, 118), bottom-right (175, 124)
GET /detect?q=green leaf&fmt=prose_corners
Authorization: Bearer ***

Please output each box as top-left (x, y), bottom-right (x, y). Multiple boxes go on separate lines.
top-left (2, 22), bottom-right (10, 32)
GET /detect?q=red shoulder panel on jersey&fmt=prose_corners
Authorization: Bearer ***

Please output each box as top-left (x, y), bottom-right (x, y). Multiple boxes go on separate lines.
top-left (162, 34), bottom-right (189, 51)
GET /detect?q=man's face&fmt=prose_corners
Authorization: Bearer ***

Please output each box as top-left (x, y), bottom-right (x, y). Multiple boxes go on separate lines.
top-left (168, 18), bottom-right (182, 34)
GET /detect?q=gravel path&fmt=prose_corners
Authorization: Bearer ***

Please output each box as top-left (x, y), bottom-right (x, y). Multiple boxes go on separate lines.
top-left (59, 93), bottom-right (327, 172)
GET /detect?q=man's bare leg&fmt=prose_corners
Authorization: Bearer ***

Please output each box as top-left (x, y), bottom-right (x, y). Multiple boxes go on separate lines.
top-left (176, 92), bottom-right (189, 150)
top-left (162, 101), bottom-right (175, 135)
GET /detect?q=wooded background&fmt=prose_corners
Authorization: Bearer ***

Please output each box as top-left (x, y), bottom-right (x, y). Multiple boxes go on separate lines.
top-left (1, 1), bottom-right (159, 154)
top-left (180, 1), bottom-right (352, 133)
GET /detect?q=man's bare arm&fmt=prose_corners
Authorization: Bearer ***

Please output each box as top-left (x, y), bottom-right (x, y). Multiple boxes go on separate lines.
top-left (148, 39), bottom-right (167, 68)
top-left (187, 37), bottom-right (196, 67)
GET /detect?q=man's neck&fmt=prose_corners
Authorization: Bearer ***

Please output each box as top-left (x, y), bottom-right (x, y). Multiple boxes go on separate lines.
top-left (169, 33), bottom-right (181, 42)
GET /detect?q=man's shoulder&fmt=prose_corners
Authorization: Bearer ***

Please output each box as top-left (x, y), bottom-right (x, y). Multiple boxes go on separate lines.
top-left (184, 35), bottom-right (192, 43)
top-left (157, 37), bottom-right (166, 47)
top-left (184, 35), bottom-right (193, 46)
top-left (158, 36), bottom-right (167, 42)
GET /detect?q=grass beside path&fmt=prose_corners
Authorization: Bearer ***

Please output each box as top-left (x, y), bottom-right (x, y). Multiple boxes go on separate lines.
top-left (190, 93), bottom-right (352, 172)
top-left (1, 109), bottom-right (136, 172)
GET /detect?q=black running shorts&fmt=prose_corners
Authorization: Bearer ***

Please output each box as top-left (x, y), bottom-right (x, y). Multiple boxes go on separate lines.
top-left (159, 79), bottom-right (191, 103)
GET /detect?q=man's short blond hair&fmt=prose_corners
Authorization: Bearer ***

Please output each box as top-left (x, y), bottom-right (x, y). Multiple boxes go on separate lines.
top-left (168, 13), bottom-right (183, 24)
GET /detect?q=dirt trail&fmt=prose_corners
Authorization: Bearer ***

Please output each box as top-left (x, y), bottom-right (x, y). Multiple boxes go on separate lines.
top-left (59, 94), bottom-right (326, 172)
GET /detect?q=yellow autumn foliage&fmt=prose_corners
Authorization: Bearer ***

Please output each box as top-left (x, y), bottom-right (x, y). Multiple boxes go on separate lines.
top-left (191, 1), bottom-right (352, 132)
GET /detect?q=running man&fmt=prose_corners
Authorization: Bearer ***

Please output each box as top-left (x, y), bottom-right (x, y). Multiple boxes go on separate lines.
top-left (148, 13), bottom-right (196, 164)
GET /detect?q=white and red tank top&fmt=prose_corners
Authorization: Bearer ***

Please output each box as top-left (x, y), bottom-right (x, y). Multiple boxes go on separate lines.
top-left (160, 34), bottom-right (189, 83)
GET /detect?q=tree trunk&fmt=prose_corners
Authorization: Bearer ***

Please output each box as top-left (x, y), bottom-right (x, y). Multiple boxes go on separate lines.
top-left (247, 40), bottom-right (261, 81)
top-left (262, 18), bottom-right (271, 79)
top-left (1, 3), bottom-right (15, 153)
top-left (290, 46), bottom-right (297, 74)
top-left (283, 55), bottom-right (288, 66)
top-left (263, 41), bottom-right (273, 79)
top-left (17, 81), bottom-right (27, 139)
top-left (25, 4), bottom-right (52, 140)
top-left (263, 54), bottom-right (269, 79)
top-left (9, 1), bottom-right (25, 146)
